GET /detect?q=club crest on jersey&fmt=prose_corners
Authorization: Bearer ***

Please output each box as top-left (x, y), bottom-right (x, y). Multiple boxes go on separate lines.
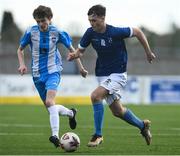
top-left (101, 39), bottom-right (106, 46)
top-left (108, 37), bottom-right (112, 43)
top-left (52, 37), bottom-right (56, 43)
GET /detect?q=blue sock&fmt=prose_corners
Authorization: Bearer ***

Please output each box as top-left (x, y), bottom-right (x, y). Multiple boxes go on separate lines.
top-left (93, 102), bottom-right (104, 136)
top-left (123, 109), bottom-right (144, 130)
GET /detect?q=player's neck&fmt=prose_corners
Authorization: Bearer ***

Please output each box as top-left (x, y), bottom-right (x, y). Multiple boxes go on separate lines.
top-left (39, 26), bottom-right (49, 32)
top-left (98, 23), bottom-right (106, 33)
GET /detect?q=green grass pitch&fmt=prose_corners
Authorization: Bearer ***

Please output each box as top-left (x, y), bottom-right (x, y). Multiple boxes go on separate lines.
top-left (0, 104), bottom-right (180, 155)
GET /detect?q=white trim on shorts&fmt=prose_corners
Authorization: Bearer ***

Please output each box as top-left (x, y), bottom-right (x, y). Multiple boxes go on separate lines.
top-left (96, 72), bottom-right (127, 105)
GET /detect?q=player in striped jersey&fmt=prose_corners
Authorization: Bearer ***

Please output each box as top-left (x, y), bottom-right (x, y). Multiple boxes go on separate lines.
top-left (67, 4), bottom-right (156, 147)
top-left (17, 5), bottom-right (88, 148)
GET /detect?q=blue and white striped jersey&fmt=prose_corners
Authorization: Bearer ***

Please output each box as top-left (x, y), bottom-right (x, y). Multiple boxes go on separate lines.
top-left (20, 25), bottom-right (72, 77)
top-left (79, 24), bottom-right (133, 76)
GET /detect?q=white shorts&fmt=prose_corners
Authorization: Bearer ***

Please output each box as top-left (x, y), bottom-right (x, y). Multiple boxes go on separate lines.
top-left (97, 72), bottom-right (127, 105)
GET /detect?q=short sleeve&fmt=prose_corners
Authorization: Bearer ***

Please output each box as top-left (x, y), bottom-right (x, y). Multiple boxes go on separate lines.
top-left (20, 28), bottom-right (31, 48)
top-left (58, 31), bottom-right (72, 48)
top-left (115, 27), bottom-right (133, 39)
top-left (79, 28), bottom-right (92, 49)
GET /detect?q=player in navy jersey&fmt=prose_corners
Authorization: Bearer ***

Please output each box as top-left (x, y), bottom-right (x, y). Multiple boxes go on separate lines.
top-left (67, 4), bottom-right (156, 147)
top-left (17, 5), bottom-right (88, 148)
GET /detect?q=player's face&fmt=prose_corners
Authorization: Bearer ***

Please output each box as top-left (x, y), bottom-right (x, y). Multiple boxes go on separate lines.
top-left (88, 15), bottom-right (105, 32)
top-left (35, 17), bottom-right (51, 32)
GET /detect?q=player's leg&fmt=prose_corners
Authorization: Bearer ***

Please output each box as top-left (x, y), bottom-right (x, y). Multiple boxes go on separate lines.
top-left (56, 105), bottom-right (77, 129)
top-left (45, 72), bottom-right (63, 147)
top-left (109, 100), bottom-right (144, 129)
top-left (46, 91), bottom-right (77, 147)
top-left (45, 72), bottom-right (62, 139)
top-left (103, 72), bottom-right (152, 145)
top-left (87, 86), bottom-right (108, 147)
top-left (46, 90), bottom-right (59, 137)
top-left (46, 72), bottom-right (77, 134)
top-left (33, 77), bottom-right (60, 147)
top-left (45, 90), bottom-right (61, 147)
top-left (108, 95), bottom-right (152, 145)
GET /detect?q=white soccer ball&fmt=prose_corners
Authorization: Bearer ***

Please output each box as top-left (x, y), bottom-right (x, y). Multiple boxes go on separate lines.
top-left (60, 132), bottom-right (80, 152)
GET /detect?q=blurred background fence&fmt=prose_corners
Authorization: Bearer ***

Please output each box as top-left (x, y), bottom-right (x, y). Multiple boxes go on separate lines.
top-left (1, 38), bottom-right (180, 75)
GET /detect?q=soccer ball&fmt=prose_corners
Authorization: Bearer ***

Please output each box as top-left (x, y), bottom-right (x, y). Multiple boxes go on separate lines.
top-left (60, 132), bottom-right (80, 152)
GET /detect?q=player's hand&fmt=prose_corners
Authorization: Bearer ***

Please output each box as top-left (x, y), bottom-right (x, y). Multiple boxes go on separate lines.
top-left (67, 52), bottom-right (78, 61)
top-left (146, 51), bottom-right (156, 63)
top-left (18, 65), bottom-right (27, 75)
top-left (80, 68), bottom-right (88, 78)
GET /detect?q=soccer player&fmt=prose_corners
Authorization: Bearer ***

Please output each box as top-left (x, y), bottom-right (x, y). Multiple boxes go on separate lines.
top-left (67, 4), bottom-right (156, 147)
top-left (17, 5), bottom-right (88, 148)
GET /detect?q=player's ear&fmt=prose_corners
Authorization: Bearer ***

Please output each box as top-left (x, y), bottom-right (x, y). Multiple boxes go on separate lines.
top-left (48, 16), bottom-right (52, 21)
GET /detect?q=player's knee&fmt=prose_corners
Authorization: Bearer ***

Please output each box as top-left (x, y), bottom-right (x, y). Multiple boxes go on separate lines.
top-left (91, 92), bottom-right (102, 103)
top-left (45, 99), bottom-right (54, 107)
top-left (112, 109), bottom-right (124, 118)
top-left (112, 111), bottom-right (121, 118)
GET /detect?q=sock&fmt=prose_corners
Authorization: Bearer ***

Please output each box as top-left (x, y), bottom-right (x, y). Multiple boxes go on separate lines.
top-left (93, 102), bottom-right (104, 136)
top-left (47, 105), bottom-right (59, 137)
top-left (122, 109), bottom-right (144, 130)
top-left (56, 105), bottom-right (73, 117)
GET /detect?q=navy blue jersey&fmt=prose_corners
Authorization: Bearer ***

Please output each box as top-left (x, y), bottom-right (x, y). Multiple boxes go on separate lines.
top-left (79, 24), bottom-right (133, 76)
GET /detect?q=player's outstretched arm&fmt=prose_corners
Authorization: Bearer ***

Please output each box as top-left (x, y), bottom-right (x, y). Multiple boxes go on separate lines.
top-left (17, 46), bottom-right (28, 75)
top-left (132, 27), bottom-right (156, 63)
top-left (76, 58), bottom-right (88, 78)
top-left (68, 46), bottom-right (88, 78)
top-left (67, 48), bottom-right (84, 61)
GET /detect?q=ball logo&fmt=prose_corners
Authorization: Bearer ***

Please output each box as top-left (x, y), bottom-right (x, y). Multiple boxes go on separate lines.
top-left (62, 133), bottom-right (70, 140)
top-left (69, 136), bottom-right (79, 147)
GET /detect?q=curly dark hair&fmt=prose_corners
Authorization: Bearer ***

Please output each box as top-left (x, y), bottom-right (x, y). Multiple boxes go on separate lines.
top-left (87, 4), bottom-right (106, 17)
top-left (33, 5), bottom-right (53, 19)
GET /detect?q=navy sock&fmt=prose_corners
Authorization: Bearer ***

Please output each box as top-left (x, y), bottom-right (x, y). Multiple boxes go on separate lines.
top-left (123, 109), bottom-right (144, 130)
top-left (93, 102), bottom-right (104, 136)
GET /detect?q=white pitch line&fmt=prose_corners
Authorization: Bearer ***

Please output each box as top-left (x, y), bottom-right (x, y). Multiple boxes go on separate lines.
top-left (170, 128), bottom-right (180, 131)
top-left (154, 133), bottom-right (180, 136)
top-left (0, 132), bottom-right (44, 136)
top-left (1, 123), bottom-right (180, 132)
top-left (0, 123), bottom-right (49, 128)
